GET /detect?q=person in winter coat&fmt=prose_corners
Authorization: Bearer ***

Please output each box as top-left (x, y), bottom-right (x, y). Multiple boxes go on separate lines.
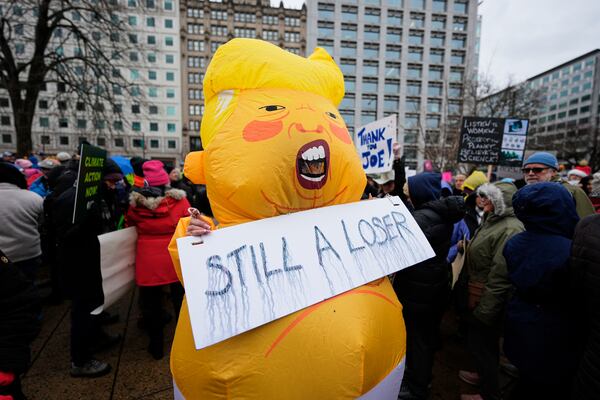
top-left (522, 152), bottom-right (595, 218)
top-left (0, 162), bottom-right (44, 282)
top-left (0, 250), bottom-right (40, 400)
top-left (459, 182), bottom-right (524, 400)
top-left (52, 159), bottom-right (125, 377)
top-left (126, 160), bottom-right (190, 360)
top-left (395, 172), bottom-right (466, 400)
top-left (502, 182), bottom-right (580, 399)
top-left (570, 214), bottom-right (600, 399)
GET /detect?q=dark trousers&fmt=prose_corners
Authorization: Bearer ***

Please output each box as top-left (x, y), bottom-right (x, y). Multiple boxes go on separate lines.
top-left (13, 256), bottom-right (42, 284)
top-left (70, 300), bottom-right (94, 366)
top-left (139, 282), bottom-right (184, 344)
top-left (402, 309), bottom-right (445, 399)
top-left (468, 317), bottom-right (500, 400)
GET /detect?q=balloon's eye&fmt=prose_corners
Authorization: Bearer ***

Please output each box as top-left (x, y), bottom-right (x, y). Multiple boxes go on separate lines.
top-left (326, 112), bottom-right (337, 119)
top-left (259, 105), bottom-right (286, 112)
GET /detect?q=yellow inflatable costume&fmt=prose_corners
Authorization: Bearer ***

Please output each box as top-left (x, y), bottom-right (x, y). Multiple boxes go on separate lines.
top-left (168, 39), bottom-right (406, 399)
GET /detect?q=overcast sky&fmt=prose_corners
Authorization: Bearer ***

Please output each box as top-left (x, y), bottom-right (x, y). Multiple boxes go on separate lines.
top-left (278, 0), bottom-right (600, 86)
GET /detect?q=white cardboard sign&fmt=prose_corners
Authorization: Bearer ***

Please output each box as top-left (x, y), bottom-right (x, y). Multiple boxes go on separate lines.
top-left (355, 115), bottom-right (397, 174)
top-left (92, 227), bottom-right (137, 315)
top-left (177, 197), bottom-right (434, 349)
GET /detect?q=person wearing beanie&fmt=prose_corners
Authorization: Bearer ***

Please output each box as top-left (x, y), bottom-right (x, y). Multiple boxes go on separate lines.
top-left (14, 159), bottom-right (33, 171)
top-left (142, 160), bottom-right (170, 187)
top-left (567, 169), bottom-right (588, 185)
top-left (129, 157), bottom-right (146, 188)
top-left (574, 159), bottom-right (592, 176)
top-left (396, 172), bottom-right (466, 400)
top-left (127, 159), bottom-right (190, 360)
top-left (523, 152), bottom-right (594, 218)
top-left (56, 152), bottom-right (71, 164)
top-left (50, 156), bottom-right (125, 377)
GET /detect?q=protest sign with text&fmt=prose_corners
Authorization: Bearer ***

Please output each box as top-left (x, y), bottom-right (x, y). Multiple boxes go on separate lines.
top-left (355, 115), bottom-right (397, 173)
top-left (72, 144), bottom-right (107, 224)
top-left (458, 117), bottom-right (529, 166)
top-left (177, 197), bottom-right (434, 349)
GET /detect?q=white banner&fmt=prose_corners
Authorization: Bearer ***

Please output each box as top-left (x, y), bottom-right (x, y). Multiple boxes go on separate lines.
top-left (177, 197), bottom-right (434, 349)
top-left (355, 115), bottom-right (397, 174)
top-left (92, 227), bottom-right (137, 314)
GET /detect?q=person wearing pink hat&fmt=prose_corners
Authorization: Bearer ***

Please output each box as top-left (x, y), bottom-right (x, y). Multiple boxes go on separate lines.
top-left (126, 160), bottom-right (190, 359)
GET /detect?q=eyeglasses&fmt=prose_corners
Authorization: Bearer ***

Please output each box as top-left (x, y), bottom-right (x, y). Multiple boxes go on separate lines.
top-left (521, 167), bottom-right (548, 174)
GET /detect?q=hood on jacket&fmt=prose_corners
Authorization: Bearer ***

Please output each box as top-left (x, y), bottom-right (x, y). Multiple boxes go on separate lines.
top-left (129, 188), bottom-right (186, 211)
top-left (408, 172), bottom-right (442, 208)
top-left (463, 171), bottom-right (489, 192)
top-left (477, 182), bottom-right (517, 217)
top-left (512, 182), bottom-right (579, 238)
top-left (425, 195), bottom-right (466, 225)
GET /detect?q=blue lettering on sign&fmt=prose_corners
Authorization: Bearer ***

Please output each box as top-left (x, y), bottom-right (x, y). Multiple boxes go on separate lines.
top-left (357, 127), bottom-right (386, 146)
top-left (358, 127), bottom-right (392, 170)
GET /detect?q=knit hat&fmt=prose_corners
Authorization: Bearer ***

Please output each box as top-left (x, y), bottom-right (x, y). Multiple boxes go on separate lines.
top-left (14, 158), bottom-right (33, 169)
top-left (462, 171), bottom-right (488, 192)
top-left (522, 152), bottom-right (558, 170)
top-left (407, 172), bottom-right (442, 208)
top-left (143, 160), bottom-right (169, 187)
top-left (0, 162), bottom-right (27, 189)
top-left (567, 169), bottom-right (587, 178)
top-left (56, 152), bottom-right (71, 162)
top-left (102, 158), bottom-right (124, 182)
top-left (38, 159), bottom-right (58, 170)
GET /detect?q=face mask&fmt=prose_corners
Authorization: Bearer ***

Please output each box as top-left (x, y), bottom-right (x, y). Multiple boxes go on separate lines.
top-left (568, 180), bottom-right (580, 186)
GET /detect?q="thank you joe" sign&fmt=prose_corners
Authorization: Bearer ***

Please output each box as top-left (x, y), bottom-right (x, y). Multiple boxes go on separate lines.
top-left (177, 197), bottom-right (434, 349)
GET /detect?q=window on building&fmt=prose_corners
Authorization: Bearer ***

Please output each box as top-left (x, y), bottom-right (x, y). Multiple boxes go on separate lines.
top-left (362, 78), bottom-right (378, 92)
top-left (410, 0), bottom-right (425, 10)
top-left (386, 62), bottom-right (401, 78)
top-left (387, 28), bottom-right (402, 43)
top-left (77, 119), bottom-right (87, 129)
top-left (431, 34), bottom-right (445, 47)
top-left (407, 81), bottom-right (421, 96)
top-left (385, 80), bottom-right (400, 94)
top-left (432, 0), bottom-right (446, 12)
top-left (408, 47), bottom-right (423, 62)
top-left (340, 23), bottom-right (357, 40)
top-left (164, 0), bottom-right (173, 11)
top-left (59, 118), bottom-right (68, 128)
top-left (166, 72), bottom-right (175, 81)
top-left (388, 11), bottom-right (402, 26)
top-left (149, 105), bottom-right (159, 114)
top-left (39, 117), bottom-right (49, 127)
top-left (150, 139), bottom-right (159, 148)
top-left (453, 18), bottom-right (467, 31)
top-left (454, 1), bottom-right (468, 14)
top-left (363, 61), bottom-right (379, 76)
top-left (114, 138), bottom-right (124, 147)
top-left (410, 13), bottom-right (425, 28)
top-left (114, 121), bottom-right (124, 131)
top-left (187, 8), bottom-right (203, 18)
top-left (133, 138), bottom-right (143, 148)
top-left (429, 67), bottom-right (443, 80)
top-left (386, 45), bottom-right (401, 59)
top-left (41, 135), bottom-right (50, 144)
top-left (262, 14), bottom-right (278, 25)
top-left (165, 19), bottom-right (173, 28)
top-left (132, 122), bottom-right (141, 131)
top-left (452, 35), bottom-right (467, 49)
top-left (165, 36), bottom-right (174, 46)
top-left (364, 8), bottom-right (380, 24)
top-left (167, 123), bottom-right (176, 133)
top-left (235, 28), bottom-right (256, 38)
top-left (341, 5), bottom-right (357, 22)
top-left (428, 82), bottom-right (443, 96)
top-left (341, 41), bottom-right (357, 57)
top-left (285, 32), bottom-right (300, 42)
top-left (427, 98), bottom-right (441, 113)
top-left (168, 140), bottom-right (177, 149)
top-left (211, 10), bottom-right (228, 20)
top-left (384, 96), bottom-right (399, 111)
top-left (285, 16), bottom-right (300, 27)
top-left (187, 40), bottom-right (204, 52)
top-left (407, 65), bottom-right (422, 79)
top-left (408, 31), bottom-right (424, 45)
top-left (262, 30), bottom-right (279, 41)
top-left (60, 136), bottom-right (69, 145)
top-left (432, 17), bottom-right (446, 30)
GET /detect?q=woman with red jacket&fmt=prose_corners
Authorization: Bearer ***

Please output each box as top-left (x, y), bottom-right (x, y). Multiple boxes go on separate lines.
top-left (126, 160), bottom-right (190, 359)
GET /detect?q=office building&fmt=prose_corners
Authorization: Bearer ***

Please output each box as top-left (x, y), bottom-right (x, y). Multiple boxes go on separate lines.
top-left (306, 0), bottom-right (479, 168)
top-left (180, 0), bottom-right (307, 152)
top-left (0, 0), bottom-right (183, 164)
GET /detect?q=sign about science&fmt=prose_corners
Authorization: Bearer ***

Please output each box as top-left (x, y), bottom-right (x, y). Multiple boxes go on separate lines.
top-left (72, 144), bottom-right (107, 224)
top-left (177, 197), bottom-right (434, 349)
top-left (355, 115), bottom-right (397, 174)
top-left (458, 117), bottom-right (529, 166)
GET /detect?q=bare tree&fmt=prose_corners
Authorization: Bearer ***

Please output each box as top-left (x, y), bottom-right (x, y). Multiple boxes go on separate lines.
top-left (0, 0), bottom-right (144, 155)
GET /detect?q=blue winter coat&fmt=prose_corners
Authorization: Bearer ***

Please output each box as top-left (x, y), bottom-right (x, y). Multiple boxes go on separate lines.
top-left (503, 182), bottom-right (580, 384)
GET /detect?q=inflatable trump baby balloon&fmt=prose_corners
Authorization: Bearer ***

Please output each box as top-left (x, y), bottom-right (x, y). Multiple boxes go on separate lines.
top-left (168, 39), bottom-right (407, 399)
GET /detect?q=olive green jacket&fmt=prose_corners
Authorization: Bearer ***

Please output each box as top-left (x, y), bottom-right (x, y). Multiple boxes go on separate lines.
top-left (465, 182), bottom-right (524, 326)
top-left (551, 175), bottom-right (595, 219)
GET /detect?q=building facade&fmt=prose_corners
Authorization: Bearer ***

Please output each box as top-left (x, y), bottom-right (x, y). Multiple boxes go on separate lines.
top-left (0, 0), bottom-right (182, 164)
top-left (180, 0), bottom-right (307, 153)
top-left (306, 0), bottom-right (479, 168)
top-left (526, 50), bottom-right (600, 162)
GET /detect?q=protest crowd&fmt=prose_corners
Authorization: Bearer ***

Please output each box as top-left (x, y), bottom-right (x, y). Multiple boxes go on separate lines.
top-left (1, 38), bottom-right (600, 400)
top-left (1, 144), bottom-right (599, 400)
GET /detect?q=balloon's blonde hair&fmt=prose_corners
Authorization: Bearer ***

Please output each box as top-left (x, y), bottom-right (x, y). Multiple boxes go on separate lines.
top-left (198, 38), bottom-right (345, 148)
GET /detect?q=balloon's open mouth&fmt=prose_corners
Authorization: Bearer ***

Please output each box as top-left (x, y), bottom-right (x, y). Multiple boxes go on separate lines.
top-left (296, 140), bottom-right (329, 190)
